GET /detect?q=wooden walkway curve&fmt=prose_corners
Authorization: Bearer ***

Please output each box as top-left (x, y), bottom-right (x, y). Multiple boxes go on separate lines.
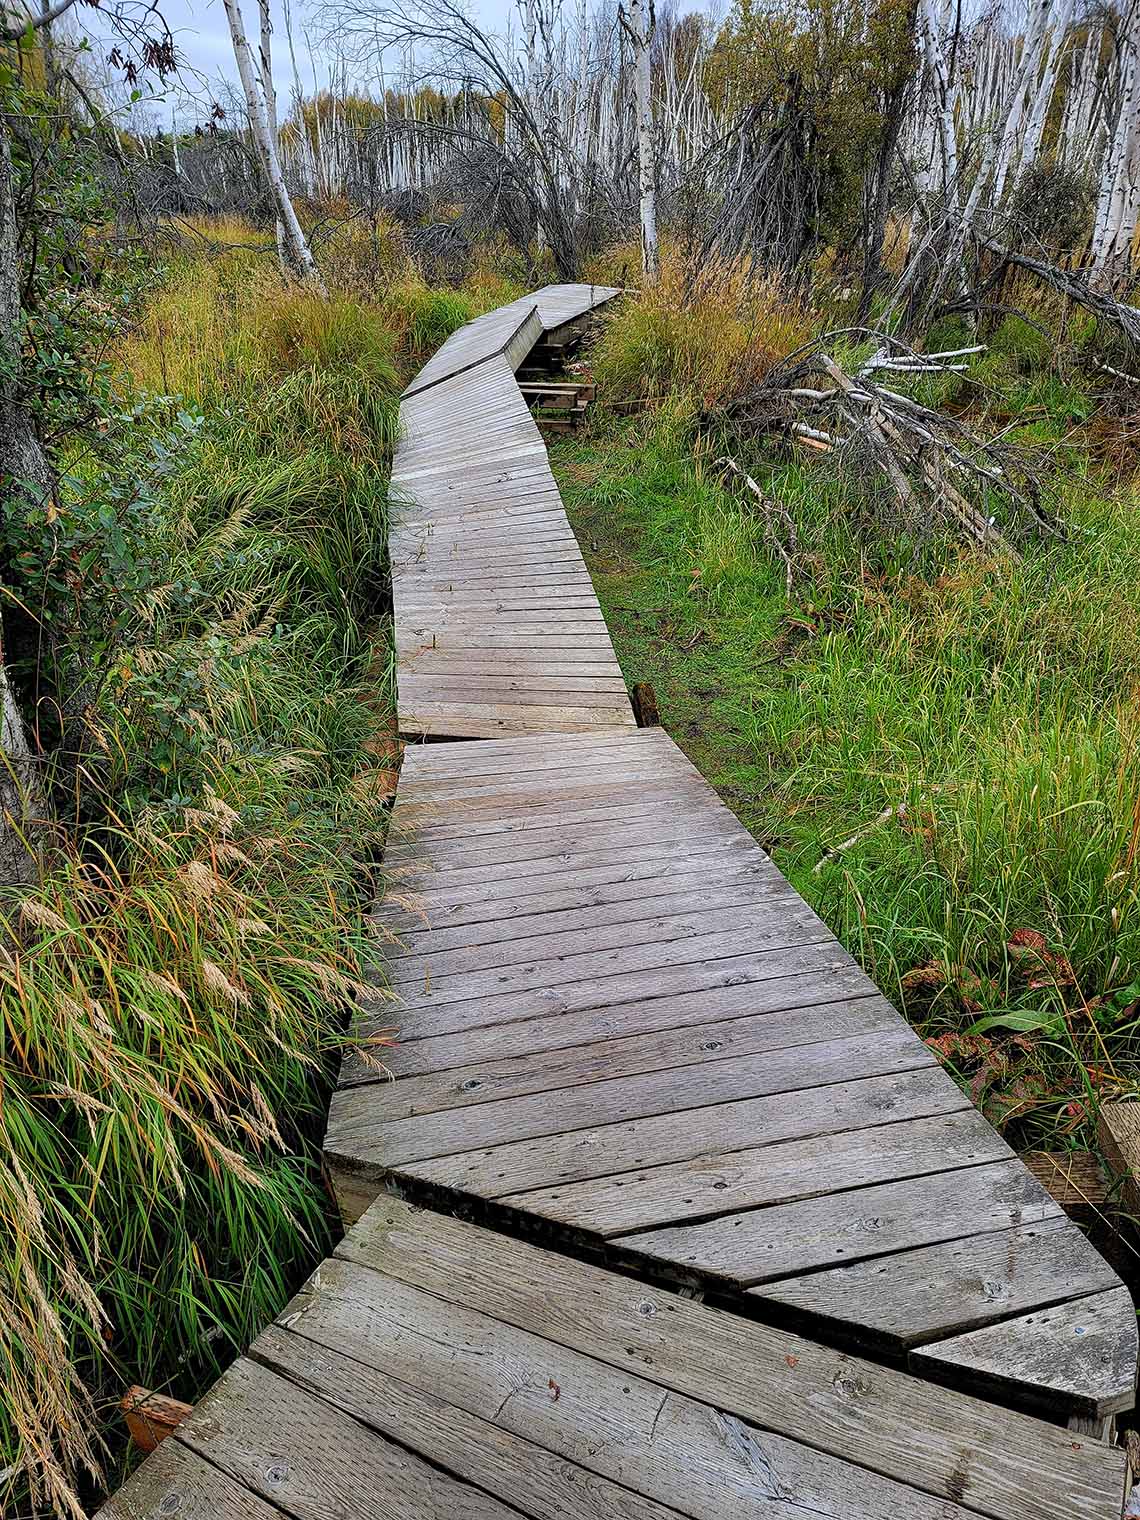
top-left (100, 287), bottom-right (1137, 1520)
top-left (390, 283), bottom-right (634, 738)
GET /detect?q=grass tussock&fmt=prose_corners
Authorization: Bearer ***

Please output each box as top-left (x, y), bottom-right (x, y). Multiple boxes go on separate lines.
top-left (588, 247), bottom-right (813, 409)
top-left (556, 335), bottom-right (1140, 1154)
top-left (2, 237), bottom-right (401, 1516)
top-left (132, 217), bottom-right (529, 402)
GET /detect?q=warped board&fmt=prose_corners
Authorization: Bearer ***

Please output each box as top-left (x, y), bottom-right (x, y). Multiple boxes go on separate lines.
top-left (328, 726), bottom-right (1138, 1422)
top-left (402, 283), bottom-right (619, 399)
top-left (97, 1196), bottom-right (1129, 1520)
top-left (390, 283), bottom-right (633, 739)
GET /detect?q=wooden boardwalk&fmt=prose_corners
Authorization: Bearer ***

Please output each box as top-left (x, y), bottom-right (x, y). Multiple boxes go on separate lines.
top-left (102, 1198), bottom-right (1129, 1520)
top-left (390, 284), bottom-right (633, 738)
top-left (98, 288), bottom-right (1137, 1520)
top-left (328, 725), bottom-right (1137, 1422)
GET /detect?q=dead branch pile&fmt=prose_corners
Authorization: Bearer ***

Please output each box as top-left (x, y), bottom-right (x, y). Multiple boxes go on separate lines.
top-left (708, 338), bottom-right (1061, 550)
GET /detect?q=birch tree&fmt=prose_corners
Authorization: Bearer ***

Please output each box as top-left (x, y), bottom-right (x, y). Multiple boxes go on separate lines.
top-left (257, 0), bottom-right (287, 264)
top-left (622, 0), bottom-right (658, 280)
top-left (1090, 0), bottom-right (1140, 285)
top-left (221, 0), bottom-right (324, 286)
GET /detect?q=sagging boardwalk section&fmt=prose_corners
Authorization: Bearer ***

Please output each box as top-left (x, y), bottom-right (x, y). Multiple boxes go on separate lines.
top-left (99, 288), bottom-right (1136, 1520)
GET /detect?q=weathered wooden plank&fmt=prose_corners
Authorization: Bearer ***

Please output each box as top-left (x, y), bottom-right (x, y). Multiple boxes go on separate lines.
top-left (1099, 1101), bottom-right (1140, 1217)
top-left (395, 584), bottom-right (603, 604)
top-left (373, 851), bottom-right (781, 929)
top-left (372, 916), bottom-right (834, 1017)
top-left (391, 1067), bottom-right (969, 1198)
top-left (401, 563), bottom-right (595, 588)
top-left (342, 991), bottom-right (902, 1103)
top-left (335, 1196), bottom-right (1128, 1520)
top-left (398, 629), bottom-right (617, 648)
top-left (400, 680), bottom-right (632, 709)
top-left (391, 747), bottom-right (694, 792)
top-left (250, 1323), bottom-right (683, 1520)
top-left (173, 1354), bottom-right (518, 1520)
top-left (401, 549), bottom-right (592, 573)
top-left (402, 658), bottom-right (628, 680)
top-left (379, 877), bottom-right (805, 959)
top-left (345, 979), bottom-right (883, 1084)
top-left (393, 527), bottom-right (579, 557)
top-left (618, 1161), bottom-right (1063, 1286)
top-left (94, 1438), bottom-right (281, 1520)
top-left (267, 1256), bottom-right (985, 1520)
top-left (393, 727), bottom-right (677, 779)
top-left (328, 1022), bottom-right (934, 1169)
top-left (400, 701), bottom-right (634, 732)
top-left (390, 774), bottom-right (715, 828)
top-left (752, 1215), bottom-right (1124, 1348)
top-left (911, 1289), bottom-right (1138, 1417)
top-left (394, 533), bottom-right (583, 561)
top-left (504, 1108), bottom-right (1011, 1236)
top-left (400, 678), bottom-right (631, 704)
top-left (350, 942), bottom-right (866, 1047)
top-left (399, 571), bottom-right (600, 596)
top-left (384, 896), bottom-right (823, 987)
top-left (381, 809), bottom-right (751, 873)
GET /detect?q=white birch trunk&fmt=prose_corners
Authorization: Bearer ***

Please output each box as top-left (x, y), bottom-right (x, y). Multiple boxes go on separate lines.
top-left (920, 0), bottom-right (959, 206)
top-left (625, 0), bottom-right (658, 281)
top-left (221, 0), bottom-right (324, 288)
top-left (1091, 0), bottom-right (1140, 283)
top-left (992, 0), bottom-right (1074, 204)
top-left (256, 0), bottom-right (287, 265)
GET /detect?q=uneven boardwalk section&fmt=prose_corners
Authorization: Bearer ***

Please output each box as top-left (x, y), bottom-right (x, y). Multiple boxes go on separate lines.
top-left (98, 1196), bottom-right (1128, 1520)
top-left (98, 292), bottom-right (1136, 1520)
top-left (390, 283), bottom-right (633, 738)
top-left (328, 726), bottom-right (1137, 1424)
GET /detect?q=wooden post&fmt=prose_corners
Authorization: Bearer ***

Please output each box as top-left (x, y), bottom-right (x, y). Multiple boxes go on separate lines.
top-left (1098, 1103), bottom-right (1140, 1217)
top-left (121, 1387), bottom-right (193, 1453)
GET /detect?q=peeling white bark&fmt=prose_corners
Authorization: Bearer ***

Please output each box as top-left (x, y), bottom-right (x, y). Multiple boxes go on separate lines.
top-left (221, 0), bottom-right (324, 287)
top-left (624, 0), bottom-right (658, 281)
top-left (1092, 0), bottom-right (1140, 284)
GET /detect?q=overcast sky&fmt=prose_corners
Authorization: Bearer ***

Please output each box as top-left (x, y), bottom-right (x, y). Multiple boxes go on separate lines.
top-left (142, 0), bottom-right (536, 126)
top-left (110, 0), bottom-right (718, 130)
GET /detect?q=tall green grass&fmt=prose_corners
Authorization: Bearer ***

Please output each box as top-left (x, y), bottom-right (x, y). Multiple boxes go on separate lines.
top-left (555, 371), bottom-right (1140, 1155)
top-left (1, 246), bottom-right (401, 1516)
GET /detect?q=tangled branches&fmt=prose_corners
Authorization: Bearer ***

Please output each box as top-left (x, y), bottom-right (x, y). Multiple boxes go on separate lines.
top-left (681, 98), bottom-right (821, 281)
top-left (710, 336), bottom-right (1060, 551)
top-left (975, 240), bottom-right (1140, 348)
